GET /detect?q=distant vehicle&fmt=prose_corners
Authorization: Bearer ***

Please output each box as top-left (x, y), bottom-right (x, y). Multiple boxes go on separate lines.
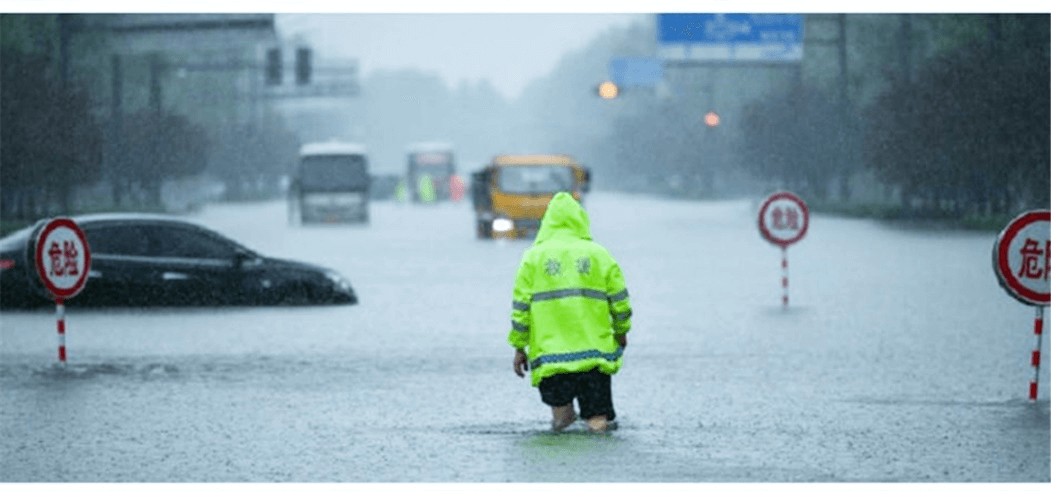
top-left (406, 141), bottom-right (456, 203)
top-left (0, 214), bottom-right (358, 309)
top-left (289, 141), bottom-right (370, 224)
top-left (368, 173), bottom-right (402, 201)
top-left (470, 154), bottom-right (591, 239)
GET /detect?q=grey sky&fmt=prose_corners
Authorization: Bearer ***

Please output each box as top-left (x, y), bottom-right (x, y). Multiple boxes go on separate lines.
top-left (275, 13), bottom-right (647, 101)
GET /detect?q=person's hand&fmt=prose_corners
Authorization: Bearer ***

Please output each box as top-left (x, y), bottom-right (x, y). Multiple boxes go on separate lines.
top-left (513, 349), bottom-right (529, 378)
top-left (616, 334), bottom-right (627, 348)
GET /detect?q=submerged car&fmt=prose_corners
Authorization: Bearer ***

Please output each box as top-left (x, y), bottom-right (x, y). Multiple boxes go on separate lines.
top-left (0, 213), bottom-right (358, 309)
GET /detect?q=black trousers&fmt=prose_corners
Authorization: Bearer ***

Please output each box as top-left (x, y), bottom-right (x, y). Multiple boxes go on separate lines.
top-left (538, 368), bottom-right (615, 421)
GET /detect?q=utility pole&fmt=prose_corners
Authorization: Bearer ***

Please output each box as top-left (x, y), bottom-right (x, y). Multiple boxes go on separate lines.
top-left (148, 52), bottom-right (163, 207)
top-left (58, 14), bottom-right (71, 91)
top-left (702, 80), bottom-right (716, 197)
top-left (836, 14), bottom-right (848, 105)
top-left (898, 14), bottom-right (912, 84)
top-left (57, 14), bottom-right (73, 215)
top-left (836, 14), bottom-right (852, 201)
top-left (110, 54), bottom-right (125, 207)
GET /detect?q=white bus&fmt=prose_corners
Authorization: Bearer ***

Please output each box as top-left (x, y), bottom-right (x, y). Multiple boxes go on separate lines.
top-left (289, 141), bottom-right (370, 224)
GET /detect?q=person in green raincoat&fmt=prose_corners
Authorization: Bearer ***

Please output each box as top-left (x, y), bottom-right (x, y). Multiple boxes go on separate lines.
top-left (394, 178), bottom-right (407, 203)
top-left (508, 192), bottom-right (632, 433)
top-left (417, 174), bottom-right (436, 203)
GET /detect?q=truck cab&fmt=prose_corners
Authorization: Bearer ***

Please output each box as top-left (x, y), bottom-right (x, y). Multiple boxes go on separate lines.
top-left (471, 154), bottom-right (590, 239)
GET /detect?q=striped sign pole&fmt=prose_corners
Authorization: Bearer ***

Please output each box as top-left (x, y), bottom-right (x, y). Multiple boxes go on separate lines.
top-left (1031, 306), bottom-right (1045, 401)
top-left (56, 299), bottom-right (67, 365)
top-left (992, 210), bottom-right (1049, 401)
top-left (34, 218), bottom-right (91, 368)
top-left (758, 192), bottom-right (808, 310)
top-left (781, 246), bottom-right (789, 309)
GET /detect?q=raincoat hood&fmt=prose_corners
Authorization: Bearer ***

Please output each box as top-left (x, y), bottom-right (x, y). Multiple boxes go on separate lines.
top-left (534, 192), bottom-right (591, 244)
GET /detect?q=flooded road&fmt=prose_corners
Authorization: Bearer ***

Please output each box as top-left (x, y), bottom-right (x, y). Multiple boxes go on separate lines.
top-left (2, 192), bottom-right (1048, 482)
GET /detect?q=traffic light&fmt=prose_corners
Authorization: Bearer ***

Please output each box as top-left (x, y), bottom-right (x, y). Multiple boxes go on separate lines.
top-left (597, 81), bottom-right (619, 100)
top-left (296, 47), bottom-right (312, 85)
top-left (265, 48), bottom-right (282, 85)
top-left (704, 110), bottom-right (720, 127)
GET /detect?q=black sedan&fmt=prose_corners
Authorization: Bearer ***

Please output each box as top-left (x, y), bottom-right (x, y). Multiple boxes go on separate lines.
top-left (0, 213), bottom-right (358, 308)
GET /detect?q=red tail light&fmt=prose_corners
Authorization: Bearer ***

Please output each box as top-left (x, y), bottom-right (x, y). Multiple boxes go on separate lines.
top-left (0, 259), bottom-right (15, 270)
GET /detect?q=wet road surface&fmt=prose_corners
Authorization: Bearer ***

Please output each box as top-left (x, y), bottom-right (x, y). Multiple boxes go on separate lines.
top-left (2, 193), bottom-right (1048, 482)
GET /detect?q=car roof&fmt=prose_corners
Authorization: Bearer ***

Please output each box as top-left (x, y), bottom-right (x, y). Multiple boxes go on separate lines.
top-left (0, 213), bottom-right (224, 250)
top-left (72, 213), bottom-right (258, 252)
top-left (72, 213), bottom-right (246, 240)
top-left (71, 212), bottom-right (203, 227)
top-left (4, 213), bottom-right (201, 237)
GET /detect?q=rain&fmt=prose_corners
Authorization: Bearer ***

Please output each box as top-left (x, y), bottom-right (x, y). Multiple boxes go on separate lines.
top-left (1, 8), bottom-right (1049, 486)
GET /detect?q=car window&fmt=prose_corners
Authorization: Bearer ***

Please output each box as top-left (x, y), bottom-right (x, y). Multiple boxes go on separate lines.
top-left (150, 225), bottom-right (237, 260)
top-left (84, 224), bottom-right (152, 256)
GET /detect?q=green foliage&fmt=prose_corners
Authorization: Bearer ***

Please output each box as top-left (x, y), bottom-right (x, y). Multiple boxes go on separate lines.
top-left (119, 110), bottom-right (211, 194)
top-left (739, 85), bottom-right (863, 200)
top-left (864, 17), bottom-right (1050, 216)
top-left (2, 14), bottom-right (291, 211)
top-left (207, 122), bottom-right (299, 201)
top-left (1, 43), bottom-right (104, 219)
top-left (0, 14), bottom-right (58, 56)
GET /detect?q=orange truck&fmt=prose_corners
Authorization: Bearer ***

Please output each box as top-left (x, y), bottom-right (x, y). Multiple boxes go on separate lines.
top-left (470, 154), bottom-right (591, 239)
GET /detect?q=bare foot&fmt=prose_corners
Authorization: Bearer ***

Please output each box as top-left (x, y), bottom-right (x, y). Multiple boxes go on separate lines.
top-left (585, 415), bottom-right (609, 433)
top-left (551, 404), bottom-right (577, 432)
top-left (552, 414), bottom-right (577, 432)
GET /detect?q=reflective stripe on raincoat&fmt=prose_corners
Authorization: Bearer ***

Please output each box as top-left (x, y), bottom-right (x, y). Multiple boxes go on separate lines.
top-left (507, 192), bottom-right (632, 387)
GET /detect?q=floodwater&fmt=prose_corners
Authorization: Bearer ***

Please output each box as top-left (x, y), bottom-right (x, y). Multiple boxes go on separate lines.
top-left (1, 192), bottom-right (1048, 483)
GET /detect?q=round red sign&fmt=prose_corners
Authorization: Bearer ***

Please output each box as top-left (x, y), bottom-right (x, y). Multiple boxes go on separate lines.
top-left (993, 209), bottom-right (1050, 306)
top-left (34, 218), bottom-right (91, 300)
top-left (758, 191), bottom-right (809, 248)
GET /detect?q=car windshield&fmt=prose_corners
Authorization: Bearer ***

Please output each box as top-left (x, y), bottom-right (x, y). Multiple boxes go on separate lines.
top-left (498, 165), bottom-right (574, 194)
top-left (299, 155), bottom-right (369, 191)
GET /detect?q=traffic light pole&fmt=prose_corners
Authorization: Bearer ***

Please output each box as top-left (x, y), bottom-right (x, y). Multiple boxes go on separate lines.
top-left (151, 59), bottom-right (360, 99)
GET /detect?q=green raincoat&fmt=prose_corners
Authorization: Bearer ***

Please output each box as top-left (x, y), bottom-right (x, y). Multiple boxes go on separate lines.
top-left (394, 179), bottom-right (407, 202)
top-left (417, 174), bottom-right (436, 203)
top-left (508, 192), bottom-right (632, 387)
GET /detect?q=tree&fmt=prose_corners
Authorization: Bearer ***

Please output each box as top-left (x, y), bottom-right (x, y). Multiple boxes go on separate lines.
top-left (206, 121), bottom-right (299, 201)
top-left (739, 84), bottom-right (862, 201)
top-left (1, 35), bottom-right (103, 219)
top-left (119, 110), bottom-right (211, 206)
top-left (864, 16), bottom-right (1049, 216)
top-left (518, 19), bottom-right (654, 182)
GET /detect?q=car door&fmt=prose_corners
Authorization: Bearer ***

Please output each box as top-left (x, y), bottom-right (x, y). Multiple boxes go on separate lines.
top-left (147, 223), bottom-right (240, 306)
top-left (80, 223), bottom-right (160, 305)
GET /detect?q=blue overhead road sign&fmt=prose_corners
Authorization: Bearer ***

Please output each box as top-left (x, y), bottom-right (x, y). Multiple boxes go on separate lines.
top-left (609, 57), bottom-right (664, 88)
top-left (657, 14), bottom-right (804, 63)
top-left (658, 14), bottom-right (802, 43)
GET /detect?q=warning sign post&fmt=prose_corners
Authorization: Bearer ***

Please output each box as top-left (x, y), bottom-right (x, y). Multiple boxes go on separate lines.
top-left (758, 191), bottom-right (809, 309)
top-left (33, 218), bottom-right (91, 365)
top-left (993, 209), bottom-right (1049, 401)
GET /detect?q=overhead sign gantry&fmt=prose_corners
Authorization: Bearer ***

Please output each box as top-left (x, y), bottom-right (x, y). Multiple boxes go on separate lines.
top-left (656, 13), bottom-right (804, 64)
